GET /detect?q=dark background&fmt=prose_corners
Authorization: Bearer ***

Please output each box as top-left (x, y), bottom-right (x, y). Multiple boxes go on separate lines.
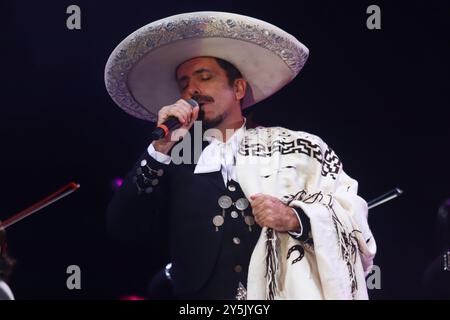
top-left (1, 0), bottom-right (449, 299)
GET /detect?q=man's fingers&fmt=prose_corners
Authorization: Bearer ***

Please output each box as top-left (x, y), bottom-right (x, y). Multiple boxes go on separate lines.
top-left (250, 193), bottom-right (292, 231)
top-left (191, 106), bottom-right (200, 123)
top-left (158, 100), bottom-right (193, 125)
top-left (177, 99), bottom-right (196, 122)
top-left (185, 106), bottom-right (199, 126)
top-left (251, 198), bottom-right (273, 213)
top-left (250, 193), bottom-right (264, 201)
top-left (159, 108), bottom-right (183, 125)
top-left (177, 98), bottom-right (195, 110)
top-left (251, 202), bottom-right (265, 214)
top-left (174, 108), bottom-right (192, 124)
top-left (255, 214), bottom-right (273, 228)
top-left (252, 207), bottom-right (270, 221)
top-left (250, 195), bottom-right (266, 208)
top-left (171, 110), bottom-right (188, 124)
top-left (254, 217), bottom-right (262, 227)
top-left (254, 215), bottom-right (265, 227)
top-left (250, 193), bottom-right (277, 206)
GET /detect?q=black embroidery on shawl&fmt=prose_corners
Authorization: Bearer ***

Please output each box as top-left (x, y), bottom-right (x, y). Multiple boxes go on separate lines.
top-left (330, 206), bottom-right (359, 298)
top-left (239, 132), bottom-right (342, 179)
top-left (265, 228), bottom-right (277, 300)
top-left (285, 190), bottom-right (325, 206)
top-left (287, 245), bottom-right (305, 264)
top-left (260, 166), bottom-right (296, 179)
top-left (283, 190), bottom-right (307, 204)
top-left (321, 148), bottom-right (341, 180)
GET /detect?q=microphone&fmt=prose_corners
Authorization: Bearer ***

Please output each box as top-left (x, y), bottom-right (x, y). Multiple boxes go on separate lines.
top-left (151, 98), bottom-right (199, 140)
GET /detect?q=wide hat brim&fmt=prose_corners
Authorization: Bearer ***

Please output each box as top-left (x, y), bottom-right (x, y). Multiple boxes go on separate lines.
top-left (105, 11), bottom-right (309, 121)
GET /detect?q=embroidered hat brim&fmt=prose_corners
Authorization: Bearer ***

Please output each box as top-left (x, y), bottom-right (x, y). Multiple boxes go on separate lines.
top-left (105, 11), bottom-right (309, 121)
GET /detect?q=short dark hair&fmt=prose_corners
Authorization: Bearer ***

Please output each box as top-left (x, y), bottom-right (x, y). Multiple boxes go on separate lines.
top-left (214, 58), bottom-right (243, 87)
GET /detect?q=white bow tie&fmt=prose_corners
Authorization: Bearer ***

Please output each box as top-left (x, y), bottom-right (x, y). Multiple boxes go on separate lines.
top-left (194, 139), bottom-right (238, 186)
top-left (193, 119), bottom-right (246, 185)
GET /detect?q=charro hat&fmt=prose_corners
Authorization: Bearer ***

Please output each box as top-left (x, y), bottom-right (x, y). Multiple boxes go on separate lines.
top-left (105, 11), bottom-right (309, 121)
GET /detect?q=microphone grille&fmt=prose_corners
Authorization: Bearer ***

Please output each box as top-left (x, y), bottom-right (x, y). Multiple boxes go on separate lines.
top-left (185, 98), bottom-right (199, 108)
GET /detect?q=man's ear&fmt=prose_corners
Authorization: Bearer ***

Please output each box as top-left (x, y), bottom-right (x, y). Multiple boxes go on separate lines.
top-left (234, 79), bottom-right (247, 101)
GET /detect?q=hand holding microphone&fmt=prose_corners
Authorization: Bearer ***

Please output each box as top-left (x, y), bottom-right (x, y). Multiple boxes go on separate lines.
top-left (151, 98), bottom-right (200, 154)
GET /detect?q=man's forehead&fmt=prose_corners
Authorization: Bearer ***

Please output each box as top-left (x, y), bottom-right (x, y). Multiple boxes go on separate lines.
top-left (176, 57), bottom-right (219, 76)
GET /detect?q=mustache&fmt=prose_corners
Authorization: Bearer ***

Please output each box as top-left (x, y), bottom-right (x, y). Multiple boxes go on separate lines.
top-left (191, 94), bottom-right (214, 105)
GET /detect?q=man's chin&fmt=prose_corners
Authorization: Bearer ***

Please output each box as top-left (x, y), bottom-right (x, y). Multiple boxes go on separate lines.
top-left (201, 115), bottom-right (223, 130)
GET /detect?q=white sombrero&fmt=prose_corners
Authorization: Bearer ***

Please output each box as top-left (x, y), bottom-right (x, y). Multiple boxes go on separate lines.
top-left (105, 11), bottom-right (309, 121)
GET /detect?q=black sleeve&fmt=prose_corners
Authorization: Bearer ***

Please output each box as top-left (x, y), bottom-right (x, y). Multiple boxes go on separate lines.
top-left (106, 151), bottom-right (170, 244)
top-left (289, 207), bottom-right (311, 242)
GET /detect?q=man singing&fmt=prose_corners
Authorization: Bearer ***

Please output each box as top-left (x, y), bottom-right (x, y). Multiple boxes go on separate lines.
top-left (106, 11), bottom-right (376, 300)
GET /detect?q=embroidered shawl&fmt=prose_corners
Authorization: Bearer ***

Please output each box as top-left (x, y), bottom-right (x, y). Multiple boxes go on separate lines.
top-left (235, 127), bottom-right (376, 300)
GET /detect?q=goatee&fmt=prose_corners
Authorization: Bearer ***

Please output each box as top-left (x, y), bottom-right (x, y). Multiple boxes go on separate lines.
top-left (198, 110), bottom-right (224, 130)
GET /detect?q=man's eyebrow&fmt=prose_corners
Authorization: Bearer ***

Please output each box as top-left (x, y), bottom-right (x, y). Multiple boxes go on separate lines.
top-left (177, 68), bottom-right (212, 83)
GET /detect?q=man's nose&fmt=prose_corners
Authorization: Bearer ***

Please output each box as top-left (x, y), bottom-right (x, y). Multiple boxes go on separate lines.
top-left (186, 83), bottom-right (201, 97)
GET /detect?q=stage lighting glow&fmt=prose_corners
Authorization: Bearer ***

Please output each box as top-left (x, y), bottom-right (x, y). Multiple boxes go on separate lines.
top-left (111, 178), bottom-right (123, 189)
